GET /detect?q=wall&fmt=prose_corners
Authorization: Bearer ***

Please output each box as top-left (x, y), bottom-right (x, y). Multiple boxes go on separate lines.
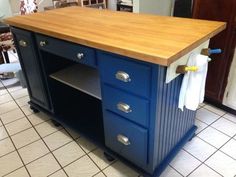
top-left (134, 0), bottom-right (174, 16)
top-left (0, 0), bottom-right (12, 19)
top-left (108, 0), bottom-right (116, 10)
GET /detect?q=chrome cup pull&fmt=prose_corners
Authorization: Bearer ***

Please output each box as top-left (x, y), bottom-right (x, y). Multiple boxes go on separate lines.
top-left (117, 134), bottom-right (130, 146)
top-left (115, 71), bottom-right (131, 82)
top-left (39, 41), bottom-right (47, 47)
top-left (77, 53), bottom-right (84, 60)
top-left (19, 40), bottom-right (27, 47)
top-left (117, 102), bottom-right (132, 113)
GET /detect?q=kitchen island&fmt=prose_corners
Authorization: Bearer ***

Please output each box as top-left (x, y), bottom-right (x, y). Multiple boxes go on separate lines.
top-left (5, 7), bottom-right (225, 176)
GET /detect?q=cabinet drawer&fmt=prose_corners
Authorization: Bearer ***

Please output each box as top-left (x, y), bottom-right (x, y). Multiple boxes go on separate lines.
top-left (98, 52), bottom-right (151, 98)
top-left (103, 85), bottom-right (149, 127)
top-left (36, 34), bottom-right (96, 67)
top-left (104, 111), bottom-right (148, 166)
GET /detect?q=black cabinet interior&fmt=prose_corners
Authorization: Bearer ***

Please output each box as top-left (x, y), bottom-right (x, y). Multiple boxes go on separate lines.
top-left (39, 51), bottom-right (104, 144)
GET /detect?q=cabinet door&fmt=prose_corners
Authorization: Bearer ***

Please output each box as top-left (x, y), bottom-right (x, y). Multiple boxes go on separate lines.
top-left (193, 0), bottom-right (236, 103)
top-left (12, 28), bottom-right (51, 111)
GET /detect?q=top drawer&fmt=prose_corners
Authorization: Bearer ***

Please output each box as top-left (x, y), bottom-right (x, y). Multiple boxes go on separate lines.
top-left (98, 52), bottom-right (151, 98)
top-left (36, 34), bottom-right (96, 68)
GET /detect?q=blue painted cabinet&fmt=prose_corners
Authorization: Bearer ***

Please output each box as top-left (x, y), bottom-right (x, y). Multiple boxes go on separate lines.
top-left (11, 28), bottom-right (51, 111)
top-left (11, 28), bottom-right (197, 176)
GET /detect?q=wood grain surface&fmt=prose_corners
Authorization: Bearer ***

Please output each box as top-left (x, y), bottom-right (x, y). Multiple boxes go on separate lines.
top-left (5, 7), bottom-right (226, 66)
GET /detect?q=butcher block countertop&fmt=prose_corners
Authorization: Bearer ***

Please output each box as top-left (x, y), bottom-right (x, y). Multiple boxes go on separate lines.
top-left (5, 7), bottom-right (226, 66)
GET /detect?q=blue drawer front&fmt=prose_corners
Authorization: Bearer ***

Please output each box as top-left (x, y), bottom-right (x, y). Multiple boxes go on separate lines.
top-left (103, 85), bottom-right (149, 127)
top-left (98, 52), bottom-right (151, 98)
top-left (36, 34), bottom-right (96, 67)
top-left (104, 111), bottom-right (148, 167)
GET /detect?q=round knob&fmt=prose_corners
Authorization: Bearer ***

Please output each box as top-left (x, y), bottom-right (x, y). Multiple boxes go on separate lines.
top-left (19, 40), bottom-right (27, 47)
top-left (77, 53), bottom-right (84, 60)
top-left (39, 41), bottom-right (47, 47)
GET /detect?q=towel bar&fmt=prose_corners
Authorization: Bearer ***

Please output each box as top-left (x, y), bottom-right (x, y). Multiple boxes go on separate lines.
top-left (176, 65), bottom-right (198, 74)
top-left (201, 48), bottom-right (222, 56)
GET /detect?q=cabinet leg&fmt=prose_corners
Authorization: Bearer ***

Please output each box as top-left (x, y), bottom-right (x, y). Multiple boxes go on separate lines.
top-left (30, 105), bottom-right (39, 113)
top-left (104, 152), bottom-right (115, 162)
top-left (189, 133), bottom-right (196, 141)
top-left (51, 119), bottom-right (61, 127)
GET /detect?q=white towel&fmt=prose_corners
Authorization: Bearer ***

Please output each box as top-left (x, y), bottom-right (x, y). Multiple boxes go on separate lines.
top-left (178, 53), bottom-right (209, 111)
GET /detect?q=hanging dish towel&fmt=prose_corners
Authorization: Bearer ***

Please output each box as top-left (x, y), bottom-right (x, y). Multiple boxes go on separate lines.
top-left (178, 53), bottom-right (209, 111)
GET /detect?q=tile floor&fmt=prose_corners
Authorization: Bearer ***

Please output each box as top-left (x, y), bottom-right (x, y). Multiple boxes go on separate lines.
top-left (0, 78), bottom-right (236, 177)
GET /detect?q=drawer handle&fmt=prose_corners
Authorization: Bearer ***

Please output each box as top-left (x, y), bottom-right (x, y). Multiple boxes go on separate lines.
top-left (115, 71), bottom-right (131, 82)
top-left (77, 53), bottom-right (84, 60)
top-left (117, 134), bottom-right (130, 146)
top-left (19, 40), bottom-right (27, 47)
top-left (39, 41), bottom-right (47, 47)
top-left (117, 102), bottom-right (132, 113)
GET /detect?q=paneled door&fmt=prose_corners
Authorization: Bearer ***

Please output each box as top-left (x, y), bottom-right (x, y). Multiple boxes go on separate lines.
top-left (193, 0), bottom-right (236, 103)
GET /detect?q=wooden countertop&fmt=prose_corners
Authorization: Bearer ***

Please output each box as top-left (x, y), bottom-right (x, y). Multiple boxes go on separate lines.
top-left (5, 7), bottom-right (226, 66)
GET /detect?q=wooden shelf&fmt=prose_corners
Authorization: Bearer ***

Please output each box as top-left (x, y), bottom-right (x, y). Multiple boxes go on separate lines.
top-left (50, 64), bottom-right (101, 100)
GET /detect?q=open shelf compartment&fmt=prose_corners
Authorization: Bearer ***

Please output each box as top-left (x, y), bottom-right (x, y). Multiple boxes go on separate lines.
top-left (50, 64), bottom-right (101, 100)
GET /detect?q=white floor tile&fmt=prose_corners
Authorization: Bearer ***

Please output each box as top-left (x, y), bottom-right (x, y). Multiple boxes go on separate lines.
top-left (204, 105), bottom-right (226, 116)
top-left (4, 167), bottom-right (30, 177)
top-left (195, 119), bottom-right (208, 134)
top-left (53, 141), bottom-right (85, 167)
top-left (18, 139), bottom-right (50, 164)
top-left (21, 105), bottom-right (34, 116)
top-left (223, 113), bottom-right (236, 124)
top-left (103, 161), bottom-right (139, 177)
top-left (0, 138), bottom-right (15, 157)
top-left (65, 127), bottom-right (80, 139)
top-left (220, 139), bottom-right (236, 160)
top-left (15, 96), bottom-right (29, 107)
top-left (7, 85), bottom-right (23, 93)
top-left (170, 149), bottom-right (201, 176)
top-left (197, 127), bottom-right (230, 148)
top-left (10, 88), bottom-right (28, 100)
top-left (0, 101), bottom-right (18, 115)
top-left (27, 112), bottom-right (50, 126)
top-left (48, 170), bottom-right (67, 177)
top-left (160, 166), bottom-right (182, 177)
top-left (205, 151), bottom-right (236, 177)
top-left (211, 118), bottom-right (236, 137)
top-left (26, 153), bottom-right (60, 177)
top-left (0, 93), bottom-right (13, 105)
top-left (64, 155), bottom-right (100, 177)
top-left (94, 172), bottom-right (106, 177)
top-left (0, 151), bottom-right (23, 176)
top-left (5, 117), bottom-right (32, 136)
top-left (35, 120), bottom-right (62, 138)
top-left (43, 129), bottom-right (73, 151)
top-left (11, 128), bottom-right (40, 149)
top-left (188, 164), bottom-right (222, 177)
top-left (2, 78), bottom-right (19, 87)
top-left (0, 88), bottom-right (8, 96)
top-left (183, 137), bottom-right (217, 161)
top-left (88, 148), bottom-right (113, 170)
top-left (0, 108), bottom-right (25, 125)
top-left (196, 108), bottom-right (220, 125)
top-left (77, 136), bottom-right (97, 153)
top-left (0, 126), bottom-right (8, 140)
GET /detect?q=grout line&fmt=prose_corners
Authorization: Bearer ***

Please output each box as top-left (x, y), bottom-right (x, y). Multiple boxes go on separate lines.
top-left (63, 128), bottom-right (109, 177)
top-left (1, 84), bottom-right (67, 176)
top-left (184, 134), bottom-right (236, 176)
top-left (0, 83), bottom-right (32, 177)
top-left (1, 115), bottom-right (27, 127)
top-left (17, 114), bottom-right (70, 177)
top-left (0, 106), bottom-right (20, 117)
